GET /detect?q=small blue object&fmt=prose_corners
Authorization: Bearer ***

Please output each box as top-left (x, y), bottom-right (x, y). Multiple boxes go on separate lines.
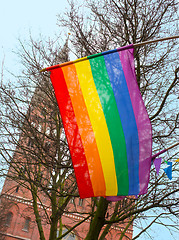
top-left (163, 162), bottom-right (172, 180)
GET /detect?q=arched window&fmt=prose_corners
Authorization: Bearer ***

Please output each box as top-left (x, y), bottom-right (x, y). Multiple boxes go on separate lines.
top-left (22, 217), bottom-right (31, 232)
top-left (70, 197), bottom-right (75, 205)
top-left (78, 198), bottom-right (83, 206)
top-left (6, 212), bottom-right (13, 226)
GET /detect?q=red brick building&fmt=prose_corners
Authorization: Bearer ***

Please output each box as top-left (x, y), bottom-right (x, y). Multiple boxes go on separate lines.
top-left (1, 176), bottom-right (133, 239)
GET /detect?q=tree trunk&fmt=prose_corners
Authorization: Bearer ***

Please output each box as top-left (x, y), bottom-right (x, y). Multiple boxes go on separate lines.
top-left (31, 187), bottom-right (46, 240)
top-left (49, 185), bottom-right (58, 240)
top-left (85, 197), bottom-right (108, 240)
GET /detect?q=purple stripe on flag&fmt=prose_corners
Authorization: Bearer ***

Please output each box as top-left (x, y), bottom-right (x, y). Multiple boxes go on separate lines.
top-left (106, 196), bottom-right (125, 202)
top-left (118, 48), bottom-right (152, 194)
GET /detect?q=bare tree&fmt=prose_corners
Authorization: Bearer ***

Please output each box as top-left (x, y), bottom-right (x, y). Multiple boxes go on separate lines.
top-left (57, 0), bottom-right (179, 239)
top-left (0, 34), bottom-right (133, 240)
top-left (0, 0), bottom-right (178, 239)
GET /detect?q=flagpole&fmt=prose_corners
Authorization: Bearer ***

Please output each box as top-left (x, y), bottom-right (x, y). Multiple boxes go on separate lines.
top-left (133, 35), bottom-right (179, 47)
top-left (152, 142), bottom-right (179, 160)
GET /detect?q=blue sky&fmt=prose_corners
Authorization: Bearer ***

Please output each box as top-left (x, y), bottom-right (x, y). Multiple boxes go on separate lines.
top-left (0, 1), bottom-right (177, 239)
top-left (0, 0), bottom-right (68, 73)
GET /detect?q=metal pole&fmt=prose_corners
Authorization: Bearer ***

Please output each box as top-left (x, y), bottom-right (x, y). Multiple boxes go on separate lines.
top-left (133, 35), bottom-right (179, 47)
top-left (152, 142), bottom-right (179, 160)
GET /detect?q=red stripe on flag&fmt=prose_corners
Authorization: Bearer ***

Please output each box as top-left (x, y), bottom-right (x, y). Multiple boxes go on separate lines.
top-left (50, 68), bottom-right (94, 198)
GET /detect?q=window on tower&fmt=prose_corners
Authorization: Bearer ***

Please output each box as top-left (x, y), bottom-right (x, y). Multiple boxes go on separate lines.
top-left (15, 186), bottom-right (19, 193)
top-left (5, 212), bottom-right (13, 227)
top-left (22, 217), bottom-right (31, 232)
top-left (78, 199), bottom-right (83, 206)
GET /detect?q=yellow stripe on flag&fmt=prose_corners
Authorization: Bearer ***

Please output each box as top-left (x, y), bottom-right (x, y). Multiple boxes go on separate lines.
top-left (75, 58), bottom-right (117, 196)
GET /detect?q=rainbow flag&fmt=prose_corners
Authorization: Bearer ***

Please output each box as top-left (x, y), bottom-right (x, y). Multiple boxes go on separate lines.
top-left (47, 45), bottom-right (152, 199)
